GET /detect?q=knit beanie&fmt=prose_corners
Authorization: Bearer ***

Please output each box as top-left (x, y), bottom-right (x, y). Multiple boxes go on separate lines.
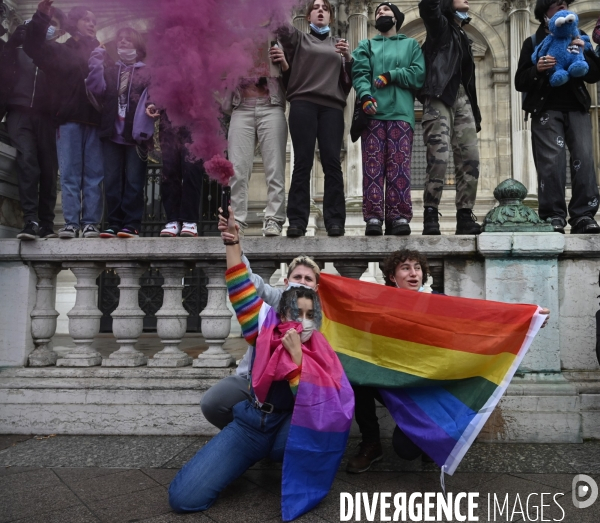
top-left (375, 2), bottom-right (405, 31)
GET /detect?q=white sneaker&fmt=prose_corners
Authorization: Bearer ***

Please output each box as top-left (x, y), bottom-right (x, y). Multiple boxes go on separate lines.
top-left (180, 222), bottom-right (198, 237)
top-left (160, 221), bottom-right (181, 237)
top-left (263, 219), bottom-right (282, 237)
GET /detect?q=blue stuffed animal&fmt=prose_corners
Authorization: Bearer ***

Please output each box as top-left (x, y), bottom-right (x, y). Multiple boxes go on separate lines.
top-left (531, 10), bottom-right (593, 87)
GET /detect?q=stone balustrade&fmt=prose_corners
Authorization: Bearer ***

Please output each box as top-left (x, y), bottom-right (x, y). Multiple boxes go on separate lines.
top-left (0, 235), bottom-right (479, 369)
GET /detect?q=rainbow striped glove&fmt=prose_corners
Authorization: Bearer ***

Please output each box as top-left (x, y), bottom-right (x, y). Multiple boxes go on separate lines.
top-left (361, 95), bottom-right (377, 113)
top-left (374, 72), bottom-right (391, 88)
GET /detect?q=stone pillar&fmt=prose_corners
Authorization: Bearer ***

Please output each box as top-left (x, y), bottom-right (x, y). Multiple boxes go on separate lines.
top-left (57, 262), bottom-right (104, 367)
top-left (248, 260), bottom-right (279, 284)
top-left (507, 0), bottom-right (537, 197)
top-left (478, 233), bottom-right (564, 372)
top-left (194, 261), bottom-right (234, 367)
top-left (334, 260), bottom-right (369, 280)
top-left (344, 0), bottom-right (370, 234)
top-left (102, 263), bottom-right (148, 367)
top-left (149, 262), bottom-right (192, 367)
top-left (28, 263), bottom-right (62, 367)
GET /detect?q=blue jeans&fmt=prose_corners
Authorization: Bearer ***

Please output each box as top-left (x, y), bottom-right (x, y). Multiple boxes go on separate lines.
top-left (56, 122), bottom-right (104, 227)
top-left (102, 140), bottom-right (147, 231)
top-left (169, 400), bottom-right (291, 513)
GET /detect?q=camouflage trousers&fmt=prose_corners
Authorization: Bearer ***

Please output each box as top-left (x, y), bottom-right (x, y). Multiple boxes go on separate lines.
top-left (421, 84), bottom-right (480, 209)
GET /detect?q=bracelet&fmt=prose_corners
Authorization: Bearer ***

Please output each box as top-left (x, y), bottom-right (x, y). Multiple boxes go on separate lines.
top-left (223, 240), bottom-right (240, 246)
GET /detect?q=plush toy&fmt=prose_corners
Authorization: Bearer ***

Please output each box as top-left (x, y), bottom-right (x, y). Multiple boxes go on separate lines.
top-left (531, 10), bottom-right (593, 87)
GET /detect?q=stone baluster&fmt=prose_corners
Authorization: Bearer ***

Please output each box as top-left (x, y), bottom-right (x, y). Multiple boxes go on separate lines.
top-left (248, 260), bottom-right (280, 285)
top-left (148, 262), bottom-right (192, 367)
top-left (56, 262), bottom-right (104, 367)
top-left (102, 263), bottom-right (148, 367)
top-left (334, 260), bottom-right (369, 280)
top-left (194, 261), bottom-right (234, 367)
top-left (28, 263), bottom-right (62, 366)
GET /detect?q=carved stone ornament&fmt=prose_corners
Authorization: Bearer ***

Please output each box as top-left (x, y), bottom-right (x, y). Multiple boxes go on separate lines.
top-left (482, 179), bottom-right (554, 232)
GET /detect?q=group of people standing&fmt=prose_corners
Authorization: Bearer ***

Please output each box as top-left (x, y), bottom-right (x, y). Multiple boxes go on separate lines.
top-left (2, 0), bottom-right (600, 241)
top-left (229, 0), bottom-right (483, 238)
top-left (0, 0), bottom-right (204, 241)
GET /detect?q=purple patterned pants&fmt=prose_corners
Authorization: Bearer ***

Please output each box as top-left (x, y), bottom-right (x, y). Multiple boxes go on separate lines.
top-left (361, 119), bottom-right (414, 222)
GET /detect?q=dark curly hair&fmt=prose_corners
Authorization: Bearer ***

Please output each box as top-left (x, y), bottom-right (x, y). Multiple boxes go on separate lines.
top-left (278, 287), bottom-right (322, 329)
top-left (533, 0), bottom-right (573, 24)
top-left (66, 6), bottom-right (94, 36)
top-left (381, 249), bottom-right (429, 287)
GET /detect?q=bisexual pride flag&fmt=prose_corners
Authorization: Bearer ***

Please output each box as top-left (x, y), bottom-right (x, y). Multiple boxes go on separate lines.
top-left (319, 273), bottom-right (545, 475)
top-left (254, 308), bottom-right (355, 521)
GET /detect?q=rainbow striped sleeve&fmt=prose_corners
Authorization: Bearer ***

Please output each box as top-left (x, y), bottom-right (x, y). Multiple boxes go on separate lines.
top-left (225, 263), bottom-right (264, 346)
top-left (285, 365), bottom-right (302, 396)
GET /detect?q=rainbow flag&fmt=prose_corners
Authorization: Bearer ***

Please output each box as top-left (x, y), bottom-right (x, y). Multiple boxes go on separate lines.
top-left (318, 273), bottom-right (545, 475)
top-left (254, 308), bottom-right (354, 521)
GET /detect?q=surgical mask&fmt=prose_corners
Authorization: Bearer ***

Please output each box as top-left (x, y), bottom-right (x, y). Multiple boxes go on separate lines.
top-left (300, 319), bottom-right (315, 343)
top-left (375, 16), bottom-right (395, 33)
top-left (455, 11), bottom-right (470, 22)
top-left (118, 48), bottom-right (138, 62)
top-left (310, 23), bottom-right (330, 35)
top-left (46, 25), bottom-right (56, 40)
top-left (287, 282), bottom-right (312, 290)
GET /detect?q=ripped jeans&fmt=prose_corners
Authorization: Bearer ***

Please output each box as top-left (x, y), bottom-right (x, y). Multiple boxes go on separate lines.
top-left (531, 110), bottom-right (599, 226)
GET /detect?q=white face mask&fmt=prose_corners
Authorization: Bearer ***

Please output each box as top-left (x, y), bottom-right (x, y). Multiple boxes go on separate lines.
top-left (118, 48), bottom-right (137, 62)
top-left (300, 319), bottom-right (315, 343)
top-left (46, 25), bottom-right (56, 40)
top-left (287, 282), bottom-right (311, 290)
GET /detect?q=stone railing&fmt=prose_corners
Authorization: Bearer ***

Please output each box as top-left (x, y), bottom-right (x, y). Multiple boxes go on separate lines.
top-left (0, 236), bottom-right (478, 369)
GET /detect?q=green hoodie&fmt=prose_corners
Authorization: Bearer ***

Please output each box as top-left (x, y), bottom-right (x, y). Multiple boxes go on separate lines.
top-left (351, 34), bottom-right (425, 128)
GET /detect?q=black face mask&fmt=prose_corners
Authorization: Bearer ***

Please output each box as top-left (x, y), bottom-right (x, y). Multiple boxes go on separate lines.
top-left (375, 16), bottom-right (395, 33)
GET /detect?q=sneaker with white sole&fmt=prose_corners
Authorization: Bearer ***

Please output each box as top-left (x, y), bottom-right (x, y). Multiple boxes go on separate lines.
top-left (160, 221), bottom-right (181, 237)
top-left (263, 219), bottom-right (282, 237)
top-left (180, 222), bottom-right (198, 237)
top-left (82, 224), bottom-right (100, 238)
top-left (58, 225), bottom-right (79, 239)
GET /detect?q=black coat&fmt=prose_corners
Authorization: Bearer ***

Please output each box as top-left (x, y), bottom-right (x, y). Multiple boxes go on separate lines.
top-left (515, 24), bottom-right (600, 118)
top-left (417, 0), bottom-right (481, 131)
top-left (97, 61), bottom-right (151, 142)
top-left (23, 10), bottom-right (101, 126)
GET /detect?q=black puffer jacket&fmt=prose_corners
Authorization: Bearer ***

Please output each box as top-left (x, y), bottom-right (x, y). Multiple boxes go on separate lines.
top-left (23, 10), bottom-right (100, 126)
top-left (417, 0), bottom-right (481, 131)
top-left (515, 23), bottom-right (600, 119)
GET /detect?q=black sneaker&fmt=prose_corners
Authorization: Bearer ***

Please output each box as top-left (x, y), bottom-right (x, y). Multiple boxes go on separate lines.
top-left (570, 217), bottom-right (600, 234)
top-left (422, 207), bottom-right (441, 235)
top-left (17, 221), bottom-right (39, 240)
top-left (390, 218), bottom-right (411, 236)
top-left (287, 225), bottom-right (305, 238)
top-left (117, 227), bottom-right (139, 238)
top-left (455, 209), bottom-right (481, 235)
top-left (327, 225), bottom-right (345, 237)
top-left (100, 227), bottom-right (119, 238)
top-left (365, 218), bottom-right (383, 236)
top-left (58, 225), bottom-right (79, 239)
top-left (39, 226), bottom-right (58, 239)
top-left (549, 218), bottom-right (565, 234)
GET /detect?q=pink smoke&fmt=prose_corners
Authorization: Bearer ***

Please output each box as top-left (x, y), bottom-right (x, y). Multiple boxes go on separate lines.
top-left (147, 0), bottom-right (299, 184)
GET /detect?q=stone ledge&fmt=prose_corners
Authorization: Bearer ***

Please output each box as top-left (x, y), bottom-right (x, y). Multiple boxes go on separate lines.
top-left (562, 236), bottom-right (600, 257)
top-left (0, 235), bottom-right (479, 263)
top-left (0, 367), bottom-right (235, 379)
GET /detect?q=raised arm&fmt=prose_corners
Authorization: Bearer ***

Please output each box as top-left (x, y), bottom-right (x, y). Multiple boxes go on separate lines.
top-left (85, 47), bottom-right (108, 97)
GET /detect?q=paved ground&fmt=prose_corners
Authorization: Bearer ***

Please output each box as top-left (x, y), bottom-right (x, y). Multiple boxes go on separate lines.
top-left (1, 435), bottom-right (600, 522)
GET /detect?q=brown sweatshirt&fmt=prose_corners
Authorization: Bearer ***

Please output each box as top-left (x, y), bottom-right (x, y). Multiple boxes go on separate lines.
top-left (278, 26), bottom-right (352, 111)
